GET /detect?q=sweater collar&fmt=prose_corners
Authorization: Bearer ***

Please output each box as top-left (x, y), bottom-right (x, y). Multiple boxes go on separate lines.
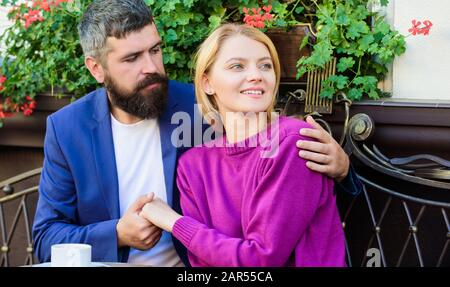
top-left (220, 116), bottom-right (285, 156)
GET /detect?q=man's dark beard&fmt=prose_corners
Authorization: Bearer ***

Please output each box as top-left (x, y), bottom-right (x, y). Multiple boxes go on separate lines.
top-left (105, 73), bottom-right (168, 119)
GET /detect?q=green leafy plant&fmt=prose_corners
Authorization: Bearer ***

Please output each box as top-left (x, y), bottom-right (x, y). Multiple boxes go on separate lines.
top-left (1, 0), bottom-right (283, 126)
top-left (296, 0), bottom-right (406, 101)
top-left (145, 0), bottom-right (225, 83)
top-left (0, 0), bottom-right (406, 128)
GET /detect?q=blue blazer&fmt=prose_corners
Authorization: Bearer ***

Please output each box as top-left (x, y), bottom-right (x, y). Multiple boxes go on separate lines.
top-left (32, 80), bottom-right (197, 265)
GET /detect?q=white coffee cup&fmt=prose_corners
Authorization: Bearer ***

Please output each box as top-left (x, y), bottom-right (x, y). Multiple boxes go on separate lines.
top-left (51, 243), bottom-right (92, 267)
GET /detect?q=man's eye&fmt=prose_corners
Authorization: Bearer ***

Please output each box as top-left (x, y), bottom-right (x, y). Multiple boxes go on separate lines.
top-left (125, 56), bottom-right (137, 62)
top-left (150, 47), bottom-right (161, 54)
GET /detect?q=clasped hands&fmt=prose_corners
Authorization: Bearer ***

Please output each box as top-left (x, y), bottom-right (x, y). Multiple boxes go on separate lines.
top-left (116, 192), bottom-right (181, 251)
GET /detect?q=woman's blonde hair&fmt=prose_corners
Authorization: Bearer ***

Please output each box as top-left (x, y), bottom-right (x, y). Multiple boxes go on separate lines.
top-left (194, 23), bottom-right (281, 125)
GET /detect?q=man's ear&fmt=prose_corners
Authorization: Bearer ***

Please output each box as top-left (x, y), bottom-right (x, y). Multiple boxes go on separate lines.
top-left (201, 74), bottom-right (215, 96)
top-left (85, 56), bottom-right (105, 83)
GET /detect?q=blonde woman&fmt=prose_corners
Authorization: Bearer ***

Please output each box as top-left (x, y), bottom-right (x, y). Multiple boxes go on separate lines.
top-left (140, 23), bottom-right (346, 267)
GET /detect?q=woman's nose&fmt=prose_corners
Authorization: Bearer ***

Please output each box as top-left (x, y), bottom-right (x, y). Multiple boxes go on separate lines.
top-left (246, 66), bottom-right (263, 82)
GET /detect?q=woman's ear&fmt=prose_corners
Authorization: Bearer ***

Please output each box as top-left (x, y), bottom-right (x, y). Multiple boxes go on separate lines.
top-left (201, 74), bottom-right (215, 96)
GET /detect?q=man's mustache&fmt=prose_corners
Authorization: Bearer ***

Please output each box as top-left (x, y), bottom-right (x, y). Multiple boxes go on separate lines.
top-left (135, 74), bottom-right (167, 92)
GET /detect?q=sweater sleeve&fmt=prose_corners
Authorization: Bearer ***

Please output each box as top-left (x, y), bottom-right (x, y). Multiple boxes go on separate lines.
top-left (174, 135), bottom-right (337, 266)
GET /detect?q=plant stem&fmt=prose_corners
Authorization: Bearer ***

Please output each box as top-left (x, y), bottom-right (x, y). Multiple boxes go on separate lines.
top-left (223, 7), bottom-right (239, 21)
top-left (357, 56), bottom-right (362, 75)
top-left (58, 7), bottom-right (76, 18)
top-left (285, 0), bottom-right (302, 20)
top-left (346, 57), bottom-right (362, 88)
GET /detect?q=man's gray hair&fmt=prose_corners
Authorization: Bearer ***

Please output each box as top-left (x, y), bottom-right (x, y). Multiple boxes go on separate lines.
top-left (78, 0), bottom-right (154, 61)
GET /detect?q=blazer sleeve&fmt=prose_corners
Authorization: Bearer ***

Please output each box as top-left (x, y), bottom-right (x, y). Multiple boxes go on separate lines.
top-left (32, 116), bottom-right (122, 263)
top-left (335, 163), bottom-right (363, 196)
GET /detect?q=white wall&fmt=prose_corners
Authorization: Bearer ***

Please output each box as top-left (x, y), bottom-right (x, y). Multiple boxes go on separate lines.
top-left (388, 0), bottom-right (450, 101)
top-left (0, 7), bottom-right (12, 52)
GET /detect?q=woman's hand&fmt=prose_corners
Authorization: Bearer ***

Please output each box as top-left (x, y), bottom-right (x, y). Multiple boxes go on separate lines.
top-left (139, 196), bottom-right (182, 233)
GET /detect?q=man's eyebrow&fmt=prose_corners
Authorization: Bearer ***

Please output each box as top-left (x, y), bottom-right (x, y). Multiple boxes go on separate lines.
top-left (120, 41), bottom-right (162, 60)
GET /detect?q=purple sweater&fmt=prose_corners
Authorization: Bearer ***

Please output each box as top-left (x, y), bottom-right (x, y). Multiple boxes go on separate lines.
top-left (173, 116), bottom-right (346, 267)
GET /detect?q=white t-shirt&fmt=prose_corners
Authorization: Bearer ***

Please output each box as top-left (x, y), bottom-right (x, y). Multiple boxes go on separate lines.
top-left (111, 115), bottom-right (183, 267)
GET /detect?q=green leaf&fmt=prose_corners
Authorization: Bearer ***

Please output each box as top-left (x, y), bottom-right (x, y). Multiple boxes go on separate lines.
top-left (174, 11), bottom-right (193, 25)
top-left (326, 75), bottom-right (349, 90)
top-left (309, 41), bottom-right (333, 68)
top-left (368, 43), bottom-right (379, 54)
top-left (336, 4), bottom-right (350, 26)
top-left (208, 15), bottom-right (222, 29)
top-left (316, 4), bottom-right (334, 26)
top-left (296, 60), bottom-right (308, 79)
top-left (161, 0), bottom-right (180, 13)
top-left (353, 76), bottom-right (378, 92)
top-left (368, 89), bottom-right (380, 99)
top-left (165, 29), bottom-right (178, 42)
top-left (346, 21), bottom-right (369, 40)
top-left (380, 0), bottom-right (389, 6)
top-left (336, 57), bottom-right (355, 72)
top-left (358, 34), bottom-right (374, 51)
top-left (320, 86), bottom-right (335, 99)
top-left (299, 36), bottom-right (309, 50)
top-left (272, 1), bottom-right (287, 15)
top-left (274, 18), bottom-right (287, 27)
top-left (374, 21), bottom-right (391, 35)
top-left (348, 88), bottom-right (363, 100)
top-left (295, 7), bottom-right (304, 14)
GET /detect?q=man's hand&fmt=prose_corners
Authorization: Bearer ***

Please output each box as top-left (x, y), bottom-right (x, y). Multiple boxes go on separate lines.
top-left (297, 116), bottom-right (350, 181)
top-left (139, 197), bottom-right (182, 233)
top-left (116, 193), bottom-right (162, 250)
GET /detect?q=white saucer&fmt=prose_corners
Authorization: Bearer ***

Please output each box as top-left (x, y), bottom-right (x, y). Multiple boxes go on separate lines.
top-left (32, 262), bottom-right (109, 267)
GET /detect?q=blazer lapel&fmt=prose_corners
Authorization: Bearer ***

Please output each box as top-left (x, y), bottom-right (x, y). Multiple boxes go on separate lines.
top-left (159, 87), bottom-right (179, 207)
top-left (91, 89), bottom-right (120, 219)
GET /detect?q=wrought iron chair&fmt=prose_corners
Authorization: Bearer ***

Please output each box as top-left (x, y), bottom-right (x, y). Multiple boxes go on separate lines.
top-left (0, 167), bottom-right (41, 267)
top-left (278, 67), bottom-right (449, 266)
top-left (340, 113), bottom-right (450, 266)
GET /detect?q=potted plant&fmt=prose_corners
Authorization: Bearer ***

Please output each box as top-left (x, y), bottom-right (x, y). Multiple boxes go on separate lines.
top-left (0, 0), bottom-right (97, 128)
top-left (296, 0), bottom-right (406, 101)
top-left (233, 0), bottom-right (407, 101)
top-left (0, 0), bottom-right (407, 129)
top-left (237, 1), bottom-right (315, 81)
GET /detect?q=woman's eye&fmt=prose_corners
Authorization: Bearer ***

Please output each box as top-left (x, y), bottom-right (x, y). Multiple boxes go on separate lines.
top-left (230, 63), bottom-right (244, 70)
top-left (260, 63), bottom-right (273, 70)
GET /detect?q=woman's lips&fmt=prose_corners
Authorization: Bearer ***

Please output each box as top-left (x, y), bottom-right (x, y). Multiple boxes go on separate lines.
top-left (241, 89), bottom-right (264, 98)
